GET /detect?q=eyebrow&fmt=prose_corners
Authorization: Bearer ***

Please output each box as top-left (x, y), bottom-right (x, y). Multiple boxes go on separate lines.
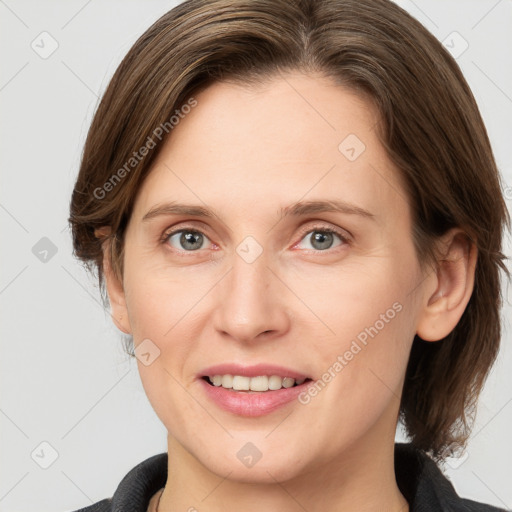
top-left (142, 200), bottom-right (376, 223)
top-left (282, 200), bottom-right (375, 220)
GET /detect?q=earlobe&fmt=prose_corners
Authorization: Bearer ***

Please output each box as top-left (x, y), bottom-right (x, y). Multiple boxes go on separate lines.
top-left (95, 227), bottom-right (132, 335)
top-left (416, 229), bottom-right (477, 342)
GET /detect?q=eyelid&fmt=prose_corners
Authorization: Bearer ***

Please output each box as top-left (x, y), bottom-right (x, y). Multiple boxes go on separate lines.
top-left (294, 222), bottom-right (352, 244)
top-left (160, 224), bottom-right (214, 248)
top-left (290, 223), bottom-right (351, 252)
top-left (160, 221), bottom-right (351, 252)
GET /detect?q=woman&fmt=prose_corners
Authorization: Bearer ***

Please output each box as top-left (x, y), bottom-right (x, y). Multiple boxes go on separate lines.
top-left (68, 0), bottom-right (510, 510)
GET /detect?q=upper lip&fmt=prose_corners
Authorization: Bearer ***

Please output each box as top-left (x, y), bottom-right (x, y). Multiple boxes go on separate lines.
top-left (199, 363), bottom-right (311, 380)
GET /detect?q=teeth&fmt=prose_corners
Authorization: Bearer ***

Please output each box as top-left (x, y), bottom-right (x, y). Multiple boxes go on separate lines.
top-left (233, 375), bottom-right (250, 390)
top-left (282, 377), bottom-right (295, 388)
top-left (268, 375), bottom-right (282, 390)
top-left (208, 374), bottom-right (307, 392)
top-left (250, 375), bottom-right (268, 391)
top-left (211, 375), bottom-right (223, 386)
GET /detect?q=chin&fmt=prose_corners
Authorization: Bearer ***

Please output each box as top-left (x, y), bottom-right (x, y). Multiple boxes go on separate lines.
top-left (199, 446), bottom-right (308, 484)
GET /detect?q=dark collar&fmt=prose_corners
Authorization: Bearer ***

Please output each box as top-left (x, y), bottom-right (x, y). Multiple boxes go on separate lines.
top-left (394, 442), bottom-right (507, 511)
top-left (90, 443), bottom-right (505, 512)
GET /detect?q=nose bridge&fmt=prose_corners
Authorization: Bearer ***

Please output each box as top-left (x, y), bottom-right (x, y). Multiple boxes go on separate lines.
top-left (213, 243), bottom-right (289, 342)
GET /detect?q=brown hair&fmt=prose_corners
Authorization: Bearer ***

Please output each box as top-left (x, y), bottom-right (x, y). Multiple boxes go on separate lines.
top-left (69, 0), bottom-right (510, 460)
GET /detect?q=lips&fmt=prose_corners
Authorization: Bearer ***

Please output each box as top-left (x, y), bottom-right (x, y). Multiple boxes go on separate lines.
top-left (198, 369), bottom-right (314, 416)
top-left (197, 363), bottom-right (314, 415)
top-left (198, 363), bottom-right (311, 381)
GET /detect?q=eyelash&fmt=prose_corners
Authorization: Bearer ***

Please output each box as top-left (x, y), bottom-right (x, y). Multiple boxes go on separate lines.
top-left (159, 223), bottom-right (351, 254)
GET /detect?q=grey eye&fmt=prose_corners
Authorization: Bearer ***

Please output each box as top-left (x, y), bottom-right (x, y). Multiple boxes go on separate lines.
top-left (297, 230), bottom-right (343, 251)
top-left (167, 230), bottom-right (210, 251)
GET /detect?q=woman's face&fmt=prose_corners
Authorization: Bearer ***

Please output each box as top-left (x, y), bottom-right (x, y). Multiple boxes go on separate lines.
top-left (113, 72), bottom-right (429, 481)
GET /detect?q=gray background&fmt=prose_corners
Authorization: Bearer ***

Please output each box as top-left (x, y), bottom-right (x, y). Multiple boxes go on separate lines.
top-left (1, 1), bottom-right (511, 510)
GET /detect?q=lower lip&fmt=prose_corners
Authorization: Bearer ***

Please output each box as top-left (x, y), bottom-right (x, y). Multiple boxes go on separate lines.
top-left (199, 378), bottom-right (311, 417)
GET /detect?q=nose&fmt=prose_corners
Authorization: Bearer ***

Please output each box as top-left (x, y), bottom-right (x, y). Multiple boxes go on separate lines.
top-left (212, 248), bottom-right (291, 344)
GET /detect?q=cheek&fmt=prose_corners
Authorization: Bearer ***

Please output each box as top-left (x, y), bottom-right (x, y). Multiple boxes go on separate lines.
top-left (122, 262), bottom-right (213, 392)
top-left (291, 258), bottom-right (416, 411)
top-left (286, 255), bottom-right (412, 345)
top-left (123, 259), bottom-right (203, 340)
top-left (125, 269), bottom-right (202, 425)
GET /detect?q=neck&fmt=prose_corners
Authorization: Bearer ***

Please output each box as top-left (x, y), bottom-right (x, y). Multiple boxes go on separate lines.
top-left (157, 432), bottom-right (409, 512)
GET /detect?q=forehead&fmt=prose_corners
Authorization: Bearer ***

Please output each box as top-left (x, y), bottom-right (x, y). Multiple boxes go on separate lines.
top-left (132, 72), bottom-right (409, 225)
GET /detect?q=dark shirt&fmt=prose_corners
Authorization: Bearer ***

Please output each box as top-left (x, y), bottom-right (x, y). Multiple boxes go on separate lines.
top-left (69, 442), bottom-right (508, 511)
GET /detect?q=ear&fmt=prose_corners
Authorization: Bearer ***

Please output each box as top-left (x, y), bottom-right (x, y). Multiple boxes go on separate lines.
top-left (95, 226), bottom-right (132, 335)
top-left (415, 228), bottom-right (477, 342)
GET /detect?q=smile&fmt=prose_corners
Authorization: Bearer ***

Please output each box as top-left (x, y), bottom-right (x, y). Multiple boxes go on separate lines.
top-left (205, 374), bottom-right (309, 392)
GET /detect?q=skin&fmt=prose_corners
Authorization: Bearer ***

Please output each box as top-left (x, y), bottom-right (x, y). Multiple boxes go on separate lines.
top-left (100, 71), bottom-right (477, 512)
